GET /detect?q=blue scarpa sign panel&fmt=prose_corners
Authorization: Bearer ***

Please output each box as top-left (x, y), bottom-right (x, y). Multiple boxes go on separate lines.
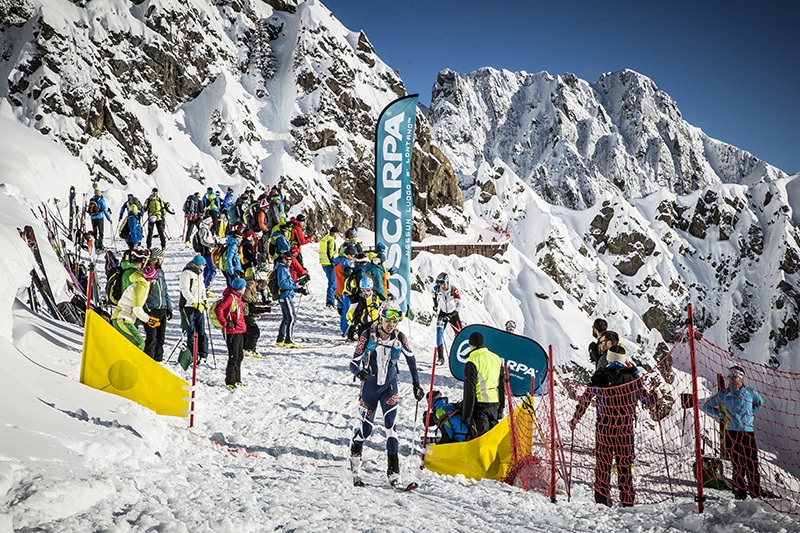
top-left (448, 324), bottom-right (549, 396)
top-left (374, 95), bottom-right (418, 313)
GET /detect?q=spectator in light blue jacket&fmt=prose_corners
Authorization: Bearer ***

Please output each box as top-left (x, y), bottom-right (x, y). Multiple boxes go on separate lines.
top-left (88, 188), bottom-right (112, 251)
top-left (701, 365), bottom-right (766, 500)
top-left (223, 230), bottom-right (244, 287)
top-left (275, 252), bottom-right (297, 348)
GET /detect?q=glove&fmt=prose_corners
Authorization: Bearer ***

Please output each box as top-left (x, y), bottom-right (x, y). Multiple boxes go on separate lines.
top-left (356, 369), bottom-right (369, 382)
top-left (236, 270), bottom-right (245, 278)
top-left (193, 301), bottom-right (208, 312)
top-left (412, 382), bottom-right (424, 401)
top-left (166, 310), bottom-right (173, 321)
top-left (298, 287), bottom-right (309, 295)
top-left (146, 316), bottom-right (161, 328)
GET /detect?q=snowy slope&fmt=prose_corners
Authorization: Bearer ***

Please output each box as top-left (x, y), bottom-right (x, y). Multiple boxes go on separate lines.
top-left (2, 230), bottom-right (798, 532)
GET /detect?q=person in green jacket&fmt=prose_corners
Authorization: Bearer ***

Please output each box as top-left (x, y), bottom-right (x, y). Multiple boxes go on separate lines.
top-left (462, 331), bottom-right (505, 437)
top-left (111, 247), bottom-right (156, 351)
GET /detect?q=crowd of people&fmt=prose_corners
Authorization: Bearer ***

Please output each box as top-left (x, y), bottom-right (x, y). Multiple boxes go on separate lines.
top-left (86, 183), bottom-right (769, 500)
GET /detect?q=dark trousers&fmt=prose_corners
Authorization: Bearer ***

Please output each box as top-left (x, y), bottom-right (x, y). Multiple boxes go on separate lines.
top-left (143, 308), bottom-right (169, 361)
top-left (91, 218), bottom-right (105, 247)
top-left (595, 423), bottom-right (635, 505)
top-left (183, 307), bottom-right (208, 360)
top-left (147, 219), bottom-right (166, 248)
top-left (244, 315), bottom-right (259, 351)
top-left (224, 332), bottom-right (244, 385)
top-left (472, 402), bottom-right (500, 437)
top-left (727, 430), bottom-right (762, 496)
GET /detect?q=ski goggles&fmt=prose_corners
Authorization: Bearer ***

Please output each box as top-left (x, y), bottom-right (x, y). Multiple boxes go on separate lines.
top-left (728, 366), bottom-right (745, 379)
top-left (380, 308), bottom-right (403, 323)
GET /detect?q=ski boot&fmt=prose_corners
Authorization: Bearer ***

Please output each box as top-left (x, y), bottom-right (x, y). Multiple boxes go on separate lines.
top-left (436, 345), bottom-right (445, 366)
top-left (387, 453), bottom-right (401, 489)
top-left (350, 443), bottom-right (364, 487)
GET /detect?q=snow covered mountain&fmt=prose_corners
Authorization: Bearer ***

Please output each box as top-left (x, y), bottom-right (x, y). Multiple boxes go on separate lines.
top-left (428, 67), bottom-right (800, 371)
top-left (0, 0), bottom-right (464, 235)
top-left (1, 0), bottom-right (798, 372)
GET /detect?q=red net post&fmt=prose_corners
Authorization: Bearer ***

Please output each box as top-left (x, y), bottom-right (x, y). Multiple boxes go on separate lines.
top-left (687, 304), bottom-right (705, 513)
top-left (85, 264), bottom-right (94, 312)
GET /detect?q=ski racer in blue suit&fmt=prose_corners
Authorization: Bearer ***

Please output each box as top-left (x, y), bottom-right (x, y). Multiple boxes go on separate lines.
top-left (348, 303), bottom-right (424, 488)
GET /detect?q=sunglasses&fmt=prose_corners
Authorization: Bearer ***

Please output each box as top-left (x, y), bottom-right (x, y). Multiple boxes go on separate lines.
top-left (380, 308), bottom-right (403, 322)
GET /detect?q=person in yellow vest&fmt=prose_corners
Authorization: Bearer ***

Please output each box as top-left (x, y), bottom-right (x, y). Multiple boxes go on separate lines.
top-left (318, 226), bottom-right (339, 309)
top-left (462, 331), bottom-right (505, 437)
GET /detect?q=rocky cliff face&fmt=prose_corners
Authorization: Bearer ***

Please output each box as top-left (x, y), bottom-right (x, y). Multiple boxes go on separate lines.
top-left (429, 67), bottom-right (799, 368)
top-left (0, 0), bottom-right (464, 235)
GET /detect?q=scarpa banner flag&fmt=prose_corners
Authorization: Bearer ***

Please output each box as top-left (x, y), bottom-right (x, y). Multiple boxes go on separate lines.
top-left (448, 324), bottom-right (549, 396)
top-left (374, 94), bottom-right (418, 313)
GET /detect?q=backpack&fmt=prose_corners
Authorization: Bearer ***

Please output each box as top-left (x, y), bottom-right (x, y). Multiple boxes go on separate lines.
top-left (87, 198), bottom-right (101, 216)
top-left (267, 269), bottom-right (280, 299)
top-left (211, 244), bottom-right (226, 271)
top-left (105, 265), bottom-right (125, 305)
top-left (209, 298), bottom-right (237, 328)
top-left (191, 231), bottom-right (205, 253)
top-left (118, 217), bottom-right (131, 239)
top-left (183, 195), bottom-right (200, 216)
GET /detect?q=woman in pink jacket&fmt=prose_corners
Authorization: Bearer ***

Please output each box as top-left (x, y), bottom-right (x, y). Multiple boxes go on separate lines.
top-left (215, 277), bottom-right (247, 390)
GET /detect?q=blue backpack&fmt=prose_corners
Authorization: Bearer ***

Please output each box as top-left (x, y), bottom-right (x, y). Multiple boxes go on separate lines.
top-left (431, 395), bottom-right (471, 443)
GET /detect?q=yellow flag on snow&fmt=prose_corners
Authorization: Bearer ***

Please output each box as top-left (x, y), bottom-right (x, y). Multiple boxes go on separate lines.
top-left (423, 411), bottom-right (514, 481)
top-left (80, 310), bottom-right (189, 417)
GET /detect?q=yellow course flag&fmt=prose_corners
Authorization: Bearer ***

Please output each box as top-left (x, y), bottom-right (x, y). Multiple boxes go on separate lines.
top-left (423, 411), bottom-right (514, 481)
top-left (80, 310), bottom-right (189, 417)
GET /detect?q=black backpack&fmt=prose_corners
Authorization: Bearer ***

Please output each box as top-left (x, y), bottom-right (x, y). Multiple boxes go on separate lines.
top-left (104, 251), bottom-right (125, 305)
top-left (191, 231), bottom-right (205, 253)
top-left (183, 195), bottom-right (200, 216)
top-left (119, 217), bottom-right (131, 239)
top-left (267, 269), bottom-right (280, 299)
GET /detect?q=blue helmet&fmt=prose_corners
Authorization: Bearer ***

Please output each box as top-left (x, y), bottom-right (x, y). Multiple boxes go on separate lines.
top-left (359, 276), bottom-right (374, 291)
top-left (375, 242), bottom-right (386, 254)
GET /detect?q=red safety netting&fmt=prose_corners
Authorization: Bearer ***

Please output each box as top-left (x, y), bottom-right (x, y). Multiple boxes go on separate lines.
top-left (504, 307), bottom-right (800, 514)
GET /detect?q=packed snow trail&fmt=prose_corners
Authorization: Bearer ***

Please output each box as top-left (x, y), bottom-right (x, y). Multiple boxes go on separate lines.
top-left (2, 239), bottom-right (797, 531)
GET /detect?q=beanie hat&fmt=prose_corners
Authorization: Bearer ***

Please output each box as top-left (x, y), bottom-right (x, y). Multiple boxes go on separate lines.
top-left (468, 331), bottom-right (485, 348)
top-left (231, 278), bottom-right (246, 291)
top-left (149, 247), bottom-right (163, 261)
top-left (330, 226), bottom-right (339, 234)
top-left (606, 345), bottom-right (629, 364)
top-left (192, 255), bottom-right (206, 266)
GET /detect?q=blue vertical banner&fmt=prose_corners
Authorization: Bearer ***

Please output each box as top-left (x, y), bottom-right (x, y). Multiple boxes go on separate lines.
top-left (375, 94), bottom-right (418, 313)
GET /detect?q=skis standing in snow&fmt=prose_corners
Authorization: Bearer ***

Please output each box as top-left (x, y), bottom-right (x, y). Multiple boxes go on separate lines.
top-left (348, 302), bottom-right (424, 488)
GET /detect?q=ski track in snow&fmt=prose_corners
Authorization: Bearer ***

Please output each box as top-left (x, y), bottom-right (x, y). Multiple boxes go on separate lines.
top-left (2, 241), bottom-right (799, 533)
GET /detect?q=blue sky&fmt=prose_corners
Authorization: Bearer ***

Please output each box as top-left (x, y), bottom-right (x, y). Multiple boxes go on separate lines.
top-left (321, 0), bottom-right (798, 173)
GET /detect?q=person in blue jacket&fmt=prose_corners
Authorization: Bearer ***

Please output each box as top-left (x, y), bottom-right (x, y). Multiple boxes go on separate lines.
top-left (701, 365), bottom-right (767, 500)
top-left (88, 188), bottom-right (112, 251)
top-left (223, 229), bottom-right (244, 287)
top-left (348, 302), bottom-right (424, 488)
top-left (274, 252), bottom-right (298, 348)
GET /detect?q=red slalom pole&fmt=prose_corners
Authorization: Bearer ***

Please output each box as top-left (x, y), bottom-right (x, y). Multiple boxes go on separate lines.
top-left (189, 332), bottom-right (199, 428)
top-left (420, 346), bottom-right (439, 468)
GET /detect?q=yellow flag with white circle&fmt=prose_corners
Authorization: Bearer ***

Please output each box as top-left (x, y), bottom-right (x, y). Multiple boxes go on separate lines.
top-left (80, 310), bottom-right (189, 417)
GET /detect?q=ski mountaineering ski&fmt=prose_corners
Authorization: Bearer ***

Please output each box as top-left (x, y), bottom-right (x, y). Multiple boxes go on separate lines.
top-left (19, 225), bottom-right (64, 321)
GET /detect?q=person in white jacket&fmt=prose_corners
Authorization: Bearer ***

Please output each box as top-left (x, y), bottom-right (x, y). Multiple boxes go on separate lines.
top-left (180, 255), bottom-right (210, 362)
top-left (111, 255), bottom-right (157, 351)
